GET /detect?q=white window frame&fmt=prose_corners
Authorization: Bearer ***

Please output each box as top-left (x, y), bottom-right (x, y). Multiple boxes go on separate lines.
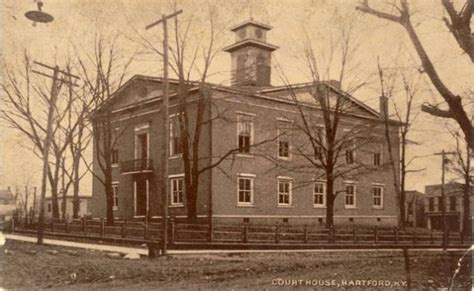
top-left (112, 182), bottom-right (119, 210)
top-left (134, 131), bottom-right (149, 160)
top-left (313, 125), bottom-right (324, 162)
top-left (277, 122), bottom-right (291, 160)
top-left (372, 185), bottom-right (384, 209)
top-left (344, 138), bottom-right (356, 165)
top-left (277, 178), bottom-right (292, 207)
top-left (169, 174), bottom-right (185, 207)
top-left (344, 183), bottom-right (356, 209)
top-left (373, 144), bottom-right (383, 167)
top-left (313, 181), bottom-right (326, 208)
top-left (373, 152), bottom-right (381, 167)
top-left (111, 149), bottom-right (119, 166)
top-left (169, 114), bottom-right (183, 157)
top-left (133, 178), bottom-right (149, 217)
top-left (236, 112), bottom-right (255, 156)
top-left (237, 174), bottom-right (255, 206)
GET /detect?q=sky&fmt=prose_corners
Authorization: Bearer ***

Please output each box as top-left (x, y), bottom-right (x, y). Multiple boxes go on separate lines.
top-left (0, 0), bottom-right (473, 195)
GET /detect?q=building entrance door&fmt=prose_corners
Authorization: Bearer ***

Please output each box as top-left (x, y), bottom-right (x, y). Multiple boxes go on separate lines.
top-left (135, 178), bottom-right (148, 217)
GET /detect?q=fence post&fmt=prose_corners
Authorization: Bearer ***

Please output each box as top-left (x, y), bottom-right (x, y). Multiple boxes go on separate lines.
top-left (460, 231), bottom-right (464, 245)
top-left (242, 224), bottom-right (248, 243)
top-left (50, 219), bottom-right (54, 232)
top-left (100, 218), bottom-right (105, 238)
top-left (412, 229), bottom-right (416, 244)
top-left (11, 218), bottom-right (15, 233)
top-left (169, 218), bottom-right (175, 244)
top-left (65, 217), bottom-right (70, 233)
top-left (352, 228), bottom-right (356, 243)
top-left (303, 225), bottom-right (308, 244)
top-left (144, 221), bottom-right (149, 240)
top-left (208, 222), bottom-right (213, 243)
top-left (446, 228), bottom-right (450, 246)
top-left (121, 220), bottom-right (127, 238)
top-left (374, 226), bottom-right (378, 244)
top-left (82, 218), bottom-right (87, 235)
top-left (395, 227), bottom-right (399, 244)
top-left (275, 223), bottom-right (280, 244)
top-left (328, 226), bottom-right (335, 243)
top-left (430, 231), bottom-right (434, 244)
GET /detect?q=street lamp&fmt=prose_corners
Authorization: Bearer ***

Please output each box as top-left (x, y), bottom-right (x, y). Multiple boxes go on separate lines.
top-left (25, 0), bottom-right (54, 26)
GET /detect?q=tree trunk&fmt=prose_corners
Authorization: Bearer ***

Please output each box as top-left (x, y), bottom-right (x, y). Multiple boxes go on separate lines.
top-left (462, 171), bottom-right (471, 235)
top-left (51, 182), bottom-right (60, 219)
top-left (103, 161), bottom-right (115, 226)
top-left (72, 177), bottom-right (80, 219)
top-left (325, 179), bottom-right (335, 229)
top-left (186, 183), bottom-right (198, 223)
top-left (72, 151), bottom-right (81, 219)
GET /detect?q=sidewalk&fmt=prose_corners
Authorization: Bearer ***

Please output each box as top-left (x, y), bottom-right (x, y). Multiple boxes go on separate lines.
top-left (2, 232), bottom-right (471, 255)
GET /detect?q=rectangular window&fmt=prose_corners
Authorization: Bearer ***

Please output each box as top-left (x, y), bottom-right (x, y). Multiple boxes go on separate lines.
top-left (112, 184), bottom-right (119, 210)
top-left (345, 184), bottom-right (356, 208)
top-left (278, 129), bottom-right (290, 158)
top-left (238, 176), bottom-right (253, 205)
top-left (135, 133), bottom-right (148, 160)
top-left (313, 126), bottom-right (324, 161)
top-left (170, 115), bottom-right (183, 156)
top-left (170, 177), bottom-right (184, 206)
top-left (407, 202), bottom-right (413, 215)
top-left (428, 198), bottom-right (434, 212)
top-left (237, 114), bottom-right (254, 154)
top-left (313, 182), bottom-right (325, 207)
top-left (345, 149), bottom-right (354, 164)
top-left (437, 197), bottom-right (443, 211)
top-left (314, 146), bottom-right (322, 161)
top-left (372, 186), bottom-right (383, 208)
top-left (373, 152), bottom-right (381, 166)
top-left (278, 179), bottom-right (292, 206)
top-left (111, 149), bottom-right (119, 164)
top-left (449, 196), bottom-right (456, 211)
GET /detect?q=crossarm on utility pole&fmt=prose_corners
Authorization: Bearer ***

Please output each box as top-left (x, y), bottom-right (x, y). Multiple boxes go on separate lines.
top-left (145, 10), bottom-right (183, 30)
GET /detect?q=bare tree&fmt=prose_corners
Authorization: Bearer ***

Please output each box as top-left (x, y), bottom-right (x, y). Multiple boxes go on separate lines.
top-left (1, 55), bottom-right (80, 220)
top-left (377, 63), bottom-right (425, 229)
top-left (271, 23), bottom-right (391, 229)
top-left (76, 35), bottom-right (134, 226)
top-left (446, 126), bottom-right (472, 235)
top-left (357, 0), bottom-right (473, 151)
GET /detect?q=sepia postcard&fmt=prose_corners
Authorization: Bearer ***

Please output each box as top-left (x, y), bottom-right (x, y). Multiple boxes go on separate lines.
top-left (0, 0), bottom-right (472, 290)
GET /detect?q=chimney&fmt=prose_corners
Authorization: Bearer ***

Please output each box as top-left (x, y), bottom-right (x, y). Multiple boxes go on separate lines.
top-left (379, 95), bottom-right (389, 120)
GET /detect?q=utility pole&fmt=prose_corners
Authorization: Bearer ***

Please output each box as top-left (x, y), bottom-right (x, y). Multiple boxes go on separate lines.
top-left (434, 150), bottom-right (455, 250)
top-left (61, 156), bottom-right (66, 221)
top-left (146, 9), bottom-right (183, 256)
top-left (33, 61), bottom-right (79, 245)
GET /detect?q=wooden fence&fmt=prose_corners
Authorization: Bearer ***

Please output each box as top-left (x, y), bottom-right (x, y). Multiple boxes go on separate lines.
top-left (11, 217), bottom-right (472, 249)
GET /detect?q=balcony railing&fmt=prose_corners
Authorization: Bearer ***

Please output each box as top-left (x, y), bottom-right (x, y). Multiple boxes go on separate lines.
top-left (120, 159), bottom-right (153, 174)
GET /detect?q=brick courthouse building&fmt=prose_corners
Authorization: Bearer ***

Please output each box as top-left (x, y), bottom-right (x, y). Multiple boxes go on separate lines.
top-left (91, 20), bottom-right (401, 227)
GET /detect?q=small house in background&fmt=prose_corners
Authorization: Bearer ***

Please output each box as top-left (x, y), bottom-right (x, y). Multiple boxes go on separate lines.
top-left (404, 190), bottom-right (425, 228)
top-left (424, 182), bottom-right (473, 232)
top-left (0, 187), bottom-right (17, 227)
top-left (45, 194), bottom-right (91, 219)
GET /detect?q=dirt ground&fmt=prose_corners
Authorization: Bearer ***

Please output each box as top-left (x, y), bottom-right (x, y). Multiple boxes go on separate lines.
top-left (0, 240), bottom-right (471, 290)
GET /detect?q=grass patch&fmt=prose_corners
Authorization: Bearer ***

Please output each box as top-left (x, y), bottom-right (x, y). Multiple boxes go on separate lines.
top-left (0, 240), bottom-right (471, 290)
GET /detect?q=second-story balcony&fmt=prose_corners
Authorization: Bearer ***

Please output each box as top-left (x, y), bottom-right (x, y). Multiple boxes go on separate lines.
top-left (120, 159), bottom-right (154, 174)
